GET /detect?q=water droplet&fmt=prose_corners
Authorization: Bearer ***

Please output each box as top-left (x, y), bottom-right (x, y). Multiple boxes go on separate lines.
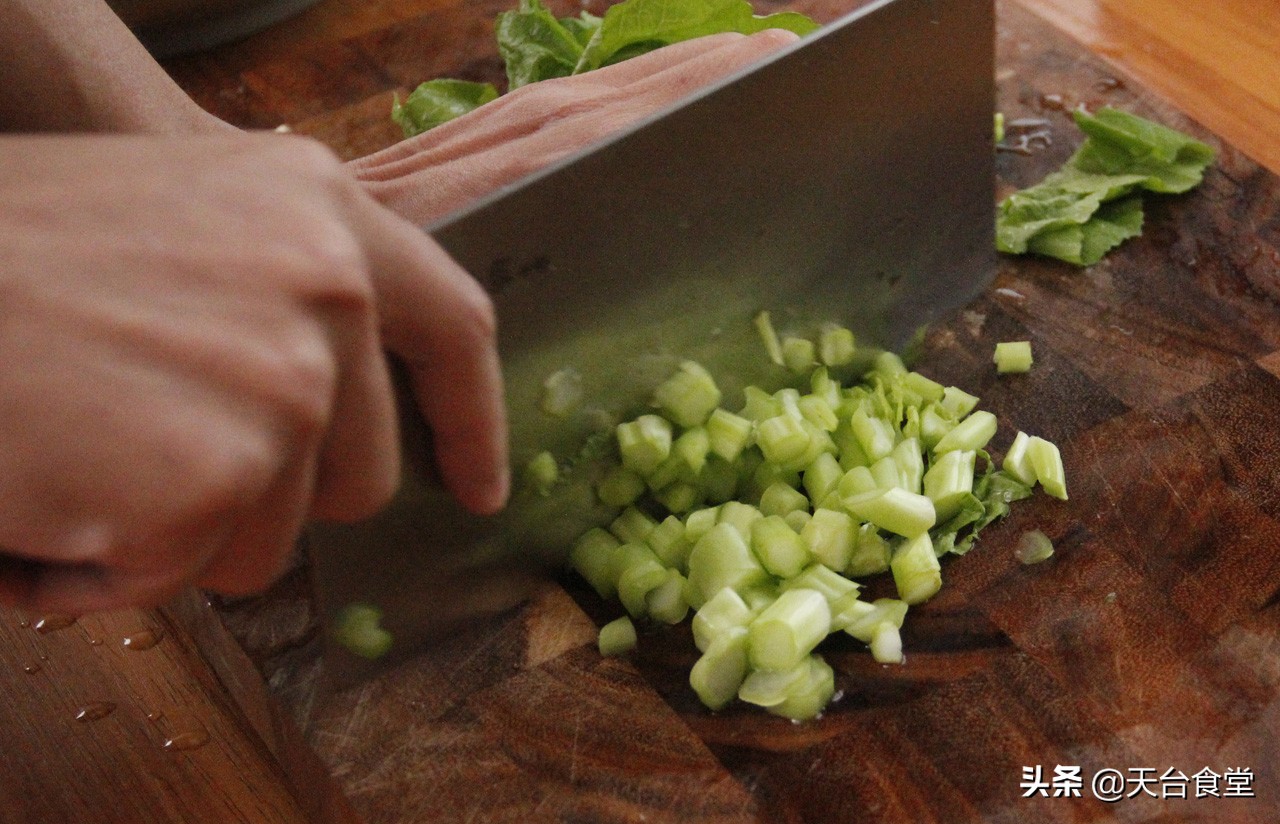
top-left (163, 729), bottom-right (210, 752)
top-left (75, 701), bottom-right (117, 722)
top-left (1095, 76), bottom-right (1124, 93)
top-left (22, 663), bottom-right (41, 675)
top-left (34, 614), bottom-right (76, 634)
top-left (146, 710), bottom-right (164, 722)
top-left (123, 629), bottom-right (163, 651)
top-left (18, 619), bottom-right (30, 629)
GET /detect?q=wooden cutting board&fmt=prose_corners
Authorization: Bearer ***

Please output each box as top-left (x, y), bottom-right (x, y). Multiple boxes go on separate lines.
top-left (2, 1), bottom-right (1277, 822)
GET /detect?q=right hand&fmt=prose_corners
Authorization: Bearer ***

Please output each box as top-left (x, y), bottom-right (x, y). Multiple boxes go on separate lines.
top-left (0, 133), bottom-right (507, 613)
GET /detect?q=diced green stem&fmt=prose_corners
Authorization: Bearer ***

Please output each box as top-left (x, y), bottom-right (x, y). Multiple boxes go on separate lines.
top-left (748, 588), bottom-right (831, 671)
top-left (653, 361), bottom-right (722, 428)
top-left (994, 340), bottom-right (1034, 374)
top-left (933, 410), bottom-right (997, 454)
top-left (690, 627), bottom-right (749, 710)
top-left (598, 616), bottom-right (637, 656)
top-left (890, 533), bottom-right (942, 605)
top-left (846, 488), bottom-right (936, 538)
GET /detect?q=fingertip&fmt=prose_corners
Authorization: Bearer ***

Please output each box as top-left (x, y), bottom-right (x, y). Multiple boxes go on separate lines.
top-left (750, 28), bottom-right (803, 46)
top-left (460, 462), bottom-right (511, 516)
top-left (434, 422), bottom-right (510, 516)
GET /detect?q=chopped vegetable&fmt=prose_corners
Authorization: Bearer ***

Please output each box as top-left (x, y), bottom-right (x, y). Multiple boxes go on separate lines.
top-left (1014, 530), bottom-right (1055, 564)
top-left (748, 588), bottom-right (830, 671)
top-left (616, 414), bottom-right (672, 475)
top-left (653, 361), bottom-right (721, 427)
top-left (562, 319), bottom-right (1067, 720)
top-left (523, 450), bottom-right (559, 495)
top-left (868, 622), bottom-right (904, 665)
top-left (540, 367), bottom-right (584, 416)
top-left (1027, 436), bottom-right (1069, 500)
top-left (782, 336), bottom-right (816, 374)
top-left (889, 532), bottom-right (941, 605)
top-left (598, 615), bottom-right (638, 656)
top-left (994, 340), bottom-right (1034, 374)
top-left (333, 603), bottom-right (393, 660)
top-left (997, 107), bottom-right (1215, 265)
top-left (753, 310), bottom-right (785, 366)
top-left (689, 627), bottom-right (749, 710)
top-left (817, 323), bottom-right (856, 366)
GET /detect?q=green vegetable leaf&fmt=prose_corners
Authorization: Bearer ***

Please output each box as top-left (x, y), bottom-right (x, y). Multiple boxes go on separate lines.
top-left (574, 0), bottom-right (818, 73)
top-left (1071, 107), bottom-right (1216, 193)
top-left (561, 11), bottom-right (604, 47)
top-left (1025, 195), bottom-right (1144, 266)
top-left (996, 106), bottom-right (1214, 266)
top-left (932, 468), bottom-right (1033, 556)
top-left (392, 79), bottom-right (499, 138)
top-left (497, 0), bottom-right (600, 89)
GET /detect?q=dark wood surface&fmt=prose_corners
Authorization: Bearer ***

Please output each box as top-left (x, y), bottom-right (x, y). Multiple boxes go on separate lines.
top-left (3, 0), bottom-right (1278, 821)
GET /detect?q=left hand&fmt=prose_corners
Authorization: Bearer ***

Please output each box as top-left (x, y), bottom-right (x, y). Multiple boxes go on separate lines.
top-left (350, 30), bottom-right (800, 226)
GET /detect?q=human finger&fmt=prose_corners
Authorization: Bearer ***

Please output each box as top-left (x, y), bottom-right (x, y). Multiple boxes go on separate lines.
top-left (354, 202), bottom-right (509, 515)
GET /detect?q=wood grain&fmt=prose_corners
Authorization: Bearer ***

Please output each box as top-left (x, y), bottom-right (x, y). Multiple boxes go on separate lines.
top-left (4, 0), bottom-right (1278, 821)
top-left (1014, 0), bottom-right (1280, 176)
top-left (0, 592), bottom-right (360, 824)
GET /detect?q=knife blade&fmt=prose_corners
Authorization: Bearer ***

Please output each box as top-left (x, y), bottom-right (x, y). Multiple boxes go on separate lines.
top-left (309, 0), bottom-right (995, 690)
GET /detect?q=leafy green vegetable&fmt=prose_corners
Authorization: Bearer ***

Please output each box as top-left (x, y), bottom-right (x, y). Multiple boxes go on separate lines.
top-left (997, 107), bottom-right (1214, 265)
top-left (496, 0), bottom-right (601, 89)
top-left (1072, 107), bottom-right (1216, 192)
top-left (574, 0), bottom-right (818, 73)
top-left (392, 79), bottom-right (499, 137)
top-left (395, 0), bottom-right (818, 136)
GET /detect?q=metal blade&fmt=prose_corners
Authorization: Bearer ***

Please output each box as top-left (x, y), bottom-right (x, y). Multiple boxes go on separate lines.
top-left (309, 0), bottom-right (995, 690)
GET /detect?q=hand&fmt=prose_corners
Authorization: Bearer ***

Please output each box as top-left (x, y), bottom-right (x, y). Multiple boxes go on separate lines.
top-left (351, 30), bottom-right (800, 225)
top-left (0, 133), bottom-right (507, 613)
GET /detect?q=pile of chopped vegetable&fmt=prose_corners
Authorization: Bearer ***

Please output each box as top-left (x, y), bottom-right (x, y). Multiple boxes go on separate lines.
top-left (565, 315), bottom-right (1066, 721)
top-left (391, 0), bottom-right (818, 136)
top-left (996, 106), bottom-right (1215, 265)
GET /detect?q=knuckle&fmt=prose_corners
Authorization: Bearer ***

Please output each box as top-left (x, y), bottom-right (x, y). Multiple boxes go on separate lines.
top-left (264, 329), bottom-right (340, 436)
top-left (165, 421), bottom-right (279, 520)
top-left (272, 135), bottom-right (346, 179)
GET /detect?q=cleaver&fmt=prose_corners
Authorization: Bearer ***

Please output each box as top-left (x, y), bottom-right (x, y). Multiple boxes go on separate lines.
top-left (308, 0), bottom-right (995, 690)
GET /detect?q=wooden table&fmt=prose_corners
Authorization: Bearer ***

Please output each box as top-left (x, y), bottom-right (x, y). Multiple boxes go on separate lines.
top-left (2, 1), bottom-right (1278, 822)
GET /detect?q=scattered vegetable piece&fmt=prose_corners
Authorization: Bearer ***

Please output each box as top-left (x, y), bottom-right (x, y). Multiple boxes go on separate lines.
top-left (753, 310), bottom-right (785, 366)
top-left (540, 367), bottom-right (584, 416)
top-left (523, 450), bottom-right (559, 495)
top-left (1014, 529), bottom-right (1055, 565)
top-left (997, 107), bottom-right (1215, 265)
top-left (598, 616), bottom-right (638, 656)
top-left (333, 603), bottom-right (393, 660)
top-left (994, 340), bottom-right (1034, 374)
